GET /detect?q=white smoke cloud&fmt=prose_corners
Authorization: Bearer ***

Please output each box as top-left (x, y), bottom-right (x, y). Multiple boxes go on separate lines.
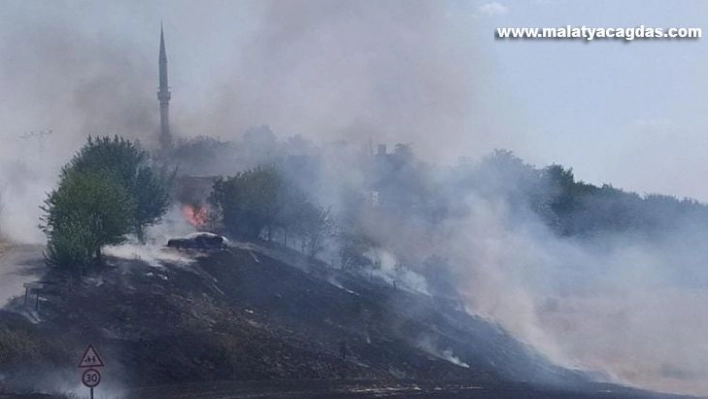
top-left (438, 190), bottom-right (708, 395)
top-left (417, 336), bottom-right (470, 368)
top-left (365, 248), bottom-right (430, 295)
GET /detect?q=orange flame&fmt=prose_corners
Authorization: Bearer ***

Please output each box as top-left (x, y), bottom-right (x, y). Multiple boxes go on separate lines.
top-left (182, 204), bottom-right (208, 227)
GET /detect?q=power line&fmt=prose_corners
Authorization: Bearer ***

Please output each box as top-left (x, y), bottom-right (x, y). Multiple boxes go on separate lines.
top-left (18, 130), bottom-right (54, 153)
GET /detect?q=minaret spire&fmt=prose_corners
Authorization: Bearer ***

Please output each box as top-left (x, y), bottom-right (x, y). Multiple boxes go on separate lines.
top-left (158, 22), bottom-right (172, 148)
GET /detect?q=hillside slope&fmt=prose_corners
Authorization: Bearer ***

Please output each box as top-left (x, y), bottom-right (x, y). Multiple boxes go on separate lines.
top-left (0, 241), bottom-right (697, 398)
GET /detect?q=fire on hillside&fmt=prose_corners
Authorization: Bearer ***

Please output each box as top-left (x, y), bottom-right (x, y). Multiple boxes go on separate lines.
top-left (182, 204), bottom-right (208, 228)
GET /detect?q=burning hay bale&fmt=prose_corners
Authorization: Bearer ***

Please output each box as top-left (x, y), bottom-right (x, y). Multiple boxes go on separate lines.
top-left (167, 232), bottom-right (226, 251)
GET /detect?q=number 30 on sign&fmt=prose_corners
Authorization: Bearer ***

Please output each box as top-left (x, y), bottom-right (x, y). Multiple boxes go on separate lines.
top-left (82, 368), bottom-right (101, 388)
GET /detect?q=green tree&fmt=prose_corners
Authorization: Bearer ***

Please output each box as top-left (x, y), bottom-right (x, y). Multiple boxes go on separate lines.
top-left (209, 166), bottom-right (283, 239)
top-left (294, 203), bottom-right (332, 258)
top-left (210, 165), bottom-right (333, 256)
top-left (64, 136), bottom-right (171, 242)
top-left (41, 135), bottom-right (170, 272)
top-left (41, 171), bottom-right (135, 273)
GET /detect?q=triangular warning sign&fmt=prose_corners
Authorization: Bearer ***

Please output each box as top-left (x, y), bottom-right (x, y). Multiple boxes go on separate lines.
top-left (78, 344), bottom-right (104, 368)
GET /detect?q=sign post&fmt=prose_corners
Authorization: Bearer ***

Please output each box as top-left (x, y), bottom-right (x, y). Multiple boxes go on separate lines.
top-left (82, 369), bottom-right (101, 398)
top-left (78, 344), bottom-right (104, 399)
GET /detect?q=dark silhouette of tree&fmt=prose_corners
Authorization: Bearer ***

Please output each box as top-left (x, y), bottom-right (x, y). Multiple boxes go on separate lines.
top-left (209, 165), bottom-right (332, 256)
top-left (210, 166), bottom-right (283, 239)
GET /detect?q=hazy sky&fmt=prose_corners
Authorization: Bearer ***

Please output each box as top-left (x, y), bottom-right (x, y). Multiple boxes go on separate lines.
top-left (1, 0), bottom-right (707, 200)
top-left (485, 1), bottom-right (708, 201)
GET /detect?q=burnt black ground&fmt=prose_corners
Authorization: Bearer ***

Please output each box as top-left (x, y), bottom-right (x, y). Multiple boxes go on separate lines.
top-left (0, 241), bottom-right (703, 398)
top-left (1, 381), bottom-right (699, 399)
top-left (125, 380), bottom-right (698, 399)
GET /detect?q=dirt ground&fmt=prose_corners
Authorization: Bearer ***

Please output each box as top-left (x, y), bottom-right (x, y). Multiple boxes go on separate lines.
top-left (0, 241), bottom-right (702, 399)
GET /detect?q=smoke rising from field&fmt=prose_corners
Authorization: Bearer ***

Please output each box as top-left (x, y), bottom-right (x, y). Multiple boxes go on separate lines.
top-left (313, 147), bottom-right (708, 395)
top-left (183, 0), bottom-right (518, 160)
top-left (434, 192), bottom-right (708, 395)
top-left (0, 1), bottom-right (706, 397)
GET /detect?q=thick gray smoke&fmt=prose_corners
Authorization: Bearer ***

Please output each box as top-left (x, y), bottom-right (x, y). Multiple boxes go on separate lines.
top-left (420, 187), bottom-right (708, 395)
top-left (175, 0), bottom-right (524, 160)
top-left (184, 128), bottom-right (708, 395)
top-left (0, 4), bottom-right (157, 242)
top-left (0, 0), bottom-right (520, 240)
top-left (0, 1), bottom-right (705, 396)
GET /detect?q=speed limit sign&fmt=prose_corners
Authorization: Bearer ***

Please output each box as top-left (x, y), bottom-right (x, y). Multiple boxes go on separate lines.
top-left (82, 368), bottom-right (101, 388)
top-left (78, 344), bottom-right (103, 399)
